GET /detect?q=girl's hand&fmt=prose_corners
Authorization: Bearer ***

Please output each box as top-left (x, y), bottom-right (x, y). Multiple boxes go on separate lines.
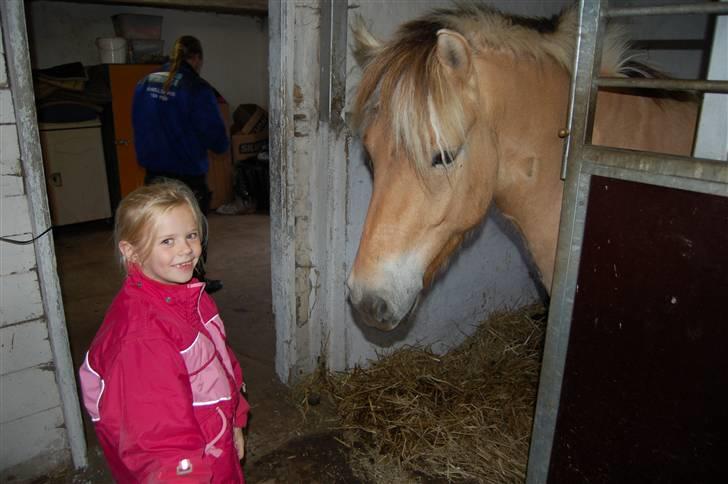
top-left (233, 427), bottom-right (245, 460)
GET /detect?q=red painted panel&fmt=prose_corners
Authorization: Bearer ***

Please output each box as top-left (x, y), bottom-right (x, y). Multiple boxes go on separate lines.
top-left (548, 176), bottom-right (728, 483)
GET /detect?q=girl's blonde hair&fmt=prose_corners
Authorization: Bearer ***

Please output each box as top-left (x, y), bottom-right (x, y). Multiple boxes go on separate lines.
top-left (163, 35), bottom-right (203, 93)
top-left (114, 179), bottom-right (206, 271)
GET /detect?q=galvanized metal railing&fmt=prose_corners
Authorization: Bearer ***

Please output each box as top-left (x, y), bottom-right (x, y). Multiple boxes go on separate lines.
top-left (560, 0), bottom-right (728, 180)
top-left (527, 1), bottom-right (728, 483)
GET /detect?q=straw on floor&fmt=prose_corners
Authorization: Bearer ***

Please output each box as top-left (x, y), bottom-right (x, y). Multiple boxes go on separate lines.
top-left (298, 305), bottom-right (547, 483)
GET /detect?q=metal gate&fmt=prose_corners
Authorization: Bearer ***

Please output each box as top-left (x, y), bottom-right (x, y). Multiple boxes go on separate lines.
top-left (527, 1), bottom-right (728, 482)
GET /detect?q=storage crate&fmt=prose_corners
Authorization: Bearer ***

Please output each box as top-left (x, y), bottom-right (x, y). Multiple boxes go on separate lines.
top-left (129, 39), bottom-right (165, 64)
top-left (112, 14), bottom-right (162, 40)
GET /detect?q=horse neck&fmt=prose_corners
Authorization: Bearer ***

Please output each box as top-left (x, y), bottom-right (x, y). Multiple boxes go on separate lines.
top-left (593, 91), bottom-right (699, 156)
top-left (478, 54), bottom-right (699, 291)
top-left (478, 53), bottom-right (572, 291)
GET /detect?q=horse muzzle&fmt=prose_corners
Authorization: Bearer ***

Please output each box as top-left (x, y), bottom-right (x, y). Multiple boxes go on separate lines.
top-left (346, 271), bottom-right (422, 331)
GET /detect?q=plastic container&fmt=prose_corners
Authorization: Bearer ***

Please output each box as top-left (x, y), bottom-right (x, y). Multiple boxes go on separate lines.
top-left (112, 14), bottom-right (163, 40)
top-left (128, 39), bottom-right (165, 64)
top-left (96, 37), bottom-right (127, 64)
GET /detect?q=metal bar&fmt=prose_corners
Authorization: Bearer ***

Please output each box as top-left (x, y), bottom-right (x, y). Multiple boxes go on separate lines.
top-left (586, 162), bottom-right (728, 199)
top-left (582, 144), bottom-right (728, 185)
top-left (559, 0), bottom-right (604, 180)
top-left (597, 77), bottom-right (728, 94)
top-left (527, 2), bottom-right (606, 482)
top-left (631, 39), bottom-right (707, 50)
top-left (607, 3), bottom-right (728, 17)
top-left (558, 12), bottom-right (582, 180)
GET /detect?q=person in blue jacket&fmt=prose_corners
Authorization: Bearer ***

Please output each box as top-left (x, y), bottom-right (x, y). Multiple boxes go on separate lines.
top-left (132, 35), bottom-right (228, 293)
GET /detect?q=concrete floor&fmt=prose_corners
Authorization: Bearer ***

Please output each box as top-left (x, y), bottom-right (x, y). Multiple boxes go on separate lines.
top-left (52, 213), bottom-right (355, 483)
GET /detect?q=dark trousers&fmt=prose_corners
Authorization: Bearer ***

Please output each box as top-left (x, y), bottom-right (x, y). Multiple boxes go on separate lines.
top-left (144, 171), bottom-right (211, 214)
top-left (144, 171), bottom-right (212, 281)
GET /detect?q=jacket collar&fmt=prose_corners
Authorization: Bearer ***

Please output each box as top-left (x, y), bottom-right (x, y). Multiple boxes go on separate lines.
top-left (162, 60), bottom-right (199, 79)
top-left (126, 265), bottom-right (205, 305)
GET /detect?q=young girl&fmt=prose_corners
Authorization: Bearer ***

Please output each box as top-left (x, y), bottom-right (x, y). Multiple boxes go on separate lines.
top-left (79, 180), bottom-right (249, 483)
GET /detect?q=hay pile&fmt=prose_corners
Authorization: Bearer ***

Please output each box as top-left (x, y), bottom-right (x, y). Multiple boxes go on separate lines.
top-left (301, 305), bottom-right (547, 483)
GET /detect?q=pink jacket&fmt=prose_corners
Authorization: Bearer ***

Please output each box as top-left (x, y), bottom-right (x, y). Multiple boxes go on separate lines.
top-left (79, 267), bottom-right (249, 483)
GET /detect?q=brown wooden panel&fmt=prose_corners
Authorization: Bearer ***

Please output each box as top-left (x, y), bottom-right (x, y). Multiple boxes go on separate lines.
top-left (108, 64), bottom-right (160, 198)
top-left (208, 102), bottom-right (234, 210)
top-left (548, 176), bottom-right (728, 483)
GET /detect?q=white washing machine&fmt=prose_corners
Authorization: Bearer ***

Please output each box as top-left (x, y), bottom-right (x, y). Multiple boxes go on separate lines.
top-left (39, 119), bottom-right (112, 226)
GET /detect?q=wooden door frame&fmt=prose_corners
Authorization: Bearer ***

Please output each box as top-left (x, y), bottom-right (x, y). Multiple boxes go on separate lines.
top-left (1, 0), bottom-right (87, 470)
top-left (268, 0), bottom-right (297, 382)
top-left (268, 0), bottom-right (350, 382)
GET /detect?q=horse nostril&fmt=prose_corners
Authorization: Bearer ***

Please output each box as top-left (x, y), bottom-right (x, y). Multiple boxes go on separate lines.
top-left (361, 293), bottom-right (389, 321)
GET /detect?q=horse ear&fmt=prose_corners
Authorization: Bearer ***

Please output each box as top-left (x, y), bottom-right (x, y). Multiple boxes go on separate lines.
top-left (436, 29), bottom-right (472, 80)
top-left (351, 15), bottom-right (383, 67)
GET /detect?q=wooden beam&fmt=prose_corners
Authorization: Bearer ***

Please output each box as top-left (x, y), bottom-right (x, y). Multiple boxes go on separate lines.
top-left (32, 0), bottom-right (267, 16)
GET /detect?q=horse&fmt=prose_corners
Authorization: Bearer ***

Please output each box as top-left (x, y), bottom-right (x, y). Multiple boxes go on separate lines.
top-left (346, 4), bottom-right (699, 331)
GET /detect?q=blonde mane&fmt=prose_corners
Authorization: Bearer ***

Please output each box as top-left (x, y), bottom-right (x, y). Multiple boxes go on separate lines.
top-left (352, 4), bottom-right (631, 172)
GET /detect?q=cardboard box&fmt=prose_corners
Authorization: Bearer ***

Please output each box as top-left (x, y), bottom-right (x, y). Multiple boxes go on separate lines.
top-left (208, 103), bottom-right (234, 210)
top-left (232, 104), bottom-right (268, 136)
top-left (232, 130), bottom-right (268, 163)
top-left (230, 104), bottom-right (268, 163)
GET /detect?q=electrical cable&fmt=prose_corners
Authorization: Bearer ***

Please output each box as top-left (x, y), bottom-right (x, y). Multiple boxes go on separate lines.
top-left (0, 226), bottom-right (54, 245)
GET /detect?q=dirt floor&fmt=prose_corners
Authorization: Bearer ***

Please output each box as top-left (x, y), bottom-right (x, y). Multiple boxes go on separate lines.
top-left (19, 213), bottom-right (363, 484)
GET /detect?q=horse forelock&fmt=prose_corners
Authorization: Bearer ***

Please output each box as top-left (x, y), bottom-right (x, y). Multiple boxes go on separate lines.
top-left (352, 4), bottom-right (634, 173)
top-left (353, 14), bottom-right (469, 174)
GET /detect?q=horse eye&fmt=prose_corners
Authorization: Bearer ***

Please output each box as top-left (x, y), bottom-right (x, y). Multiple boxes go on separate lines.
top-left (431, 150), bottom-right (456, 167)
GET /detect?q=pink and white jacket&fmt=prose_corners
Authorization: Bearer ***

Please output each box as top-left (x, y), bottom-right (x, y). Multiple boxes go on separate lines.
top-left (79, 267), bottom-right (249, 483)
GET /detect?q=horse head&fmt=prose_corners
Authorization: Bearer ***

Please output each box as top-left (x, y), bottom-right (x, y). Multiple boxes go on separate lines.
top-left (347, 16), bottom-right (500, 331)
top-left (347, 6), bottom-right (699, 332)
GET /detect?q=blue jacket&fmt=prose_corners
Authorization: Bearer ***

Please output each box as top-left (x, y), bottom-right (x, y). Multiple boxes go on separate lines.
top-left (132, 62), bottom-right (229, 176)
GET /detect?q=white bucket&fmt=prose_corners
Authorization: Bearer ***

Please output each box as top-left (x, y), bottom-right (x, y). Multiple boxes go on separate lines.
top-left (96, 37), bottom-right (127, 64)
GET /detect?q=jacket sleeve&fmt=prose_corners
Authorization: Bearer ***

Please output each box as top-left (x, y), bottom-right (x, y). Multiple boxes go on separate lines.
top-left (191, 84), bottom-right (230, 155)
top-left (102, 337), bottom-right (212, 482)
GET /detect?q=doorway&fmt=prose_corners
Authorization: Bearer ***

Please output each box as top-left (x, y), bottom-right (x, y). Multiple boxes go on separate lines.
top-left (22, 0), bottom-right (300, 475)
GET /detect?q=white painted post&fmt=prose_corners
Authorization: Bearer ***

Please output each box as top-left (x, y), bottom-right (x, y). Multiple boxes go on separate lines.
top-left (0, 0), bottom-right (87, 469)
top-left (268, 0), bottom-right (297, 383)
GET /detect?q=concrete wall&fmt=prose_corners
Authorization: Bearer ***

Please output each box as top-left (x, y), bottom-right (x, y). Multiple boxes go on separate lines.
top-left (27, 0), bottom-right (269, 111)
top-left (0, 12), bottom-right (72, 477)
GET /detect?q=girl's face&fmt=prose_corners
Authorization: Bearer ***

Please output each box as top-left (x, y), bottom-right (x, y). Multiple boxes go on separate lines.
top-left (123, 205), bottom-right (202, 285)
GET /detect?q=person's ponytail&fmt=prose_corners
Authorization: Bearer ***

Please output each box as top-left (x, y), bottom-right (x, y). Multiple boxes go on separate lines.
top-left (163, 35), bottom-right (203, 93)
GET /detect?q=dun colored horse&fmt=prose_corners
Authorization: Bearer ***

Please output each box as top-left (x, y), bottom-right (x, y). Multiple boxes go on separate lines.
top-left (347, 4), bottom-right (698, 330)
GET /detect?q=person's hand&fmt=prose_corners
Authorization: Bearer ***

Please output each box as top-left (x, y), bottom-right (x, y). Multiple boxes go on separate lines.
top-left (233, 427), bottom-right (245, 460)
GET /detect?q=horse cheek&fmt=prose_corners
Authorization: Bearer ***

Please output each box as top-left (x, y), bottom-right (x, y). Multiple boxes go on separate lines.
top-left (424, 234), bottom-right (464, 287)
